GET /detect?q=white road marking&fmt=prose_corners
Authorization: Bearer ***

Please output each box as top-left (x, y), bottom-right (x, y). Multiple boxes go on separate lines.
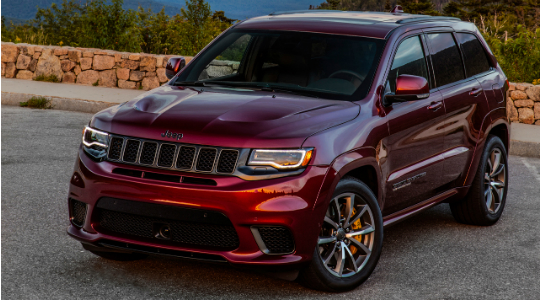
top-left (521, 158), bottom-right (540, 182)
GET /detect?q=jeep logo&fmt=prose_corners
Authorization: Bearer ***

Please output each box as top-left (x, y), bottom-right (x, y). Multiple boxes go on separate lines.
top-left (161, 130), bottom-right (183, 140)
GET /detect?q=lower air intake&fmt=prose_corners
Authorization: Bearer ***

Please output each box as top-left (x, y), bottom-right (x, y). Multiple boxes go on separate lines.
top-left (93, 198), bottom-right (239, 250)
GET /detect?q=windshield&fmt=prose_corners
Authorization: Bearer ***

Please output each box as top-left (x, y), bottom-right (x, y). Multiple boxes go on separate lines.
top-left (174, 29), bottom-right (385, 101)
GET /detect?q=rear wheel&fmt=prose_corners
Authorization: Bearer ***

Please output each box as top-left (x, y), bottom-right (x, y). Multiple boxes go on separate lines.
top-left (298, 177), bottom-right (383, 292)
top-left (450, 135), bottom-right (508, 226)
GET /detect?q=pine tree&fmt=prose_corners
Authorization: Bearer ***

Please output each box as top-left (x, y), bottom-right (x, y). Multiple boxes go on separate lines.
top-left (399, 0), bottom-right (440, 15)
top-left (385, 0), bottom-right (392, 11)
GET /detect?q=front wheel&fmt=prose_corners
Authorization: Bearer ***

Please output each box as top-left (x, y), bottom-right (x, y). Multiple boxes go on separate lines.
top-left (298, 177), bottom-right (383, 292)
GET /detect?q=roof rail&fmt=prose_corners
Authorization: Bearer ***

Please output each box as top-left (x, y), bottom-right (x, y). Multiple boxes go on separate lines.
top-left (396, 16), bottom-right (461, 24)
top-left (269, 10), bottom-right (340, 16)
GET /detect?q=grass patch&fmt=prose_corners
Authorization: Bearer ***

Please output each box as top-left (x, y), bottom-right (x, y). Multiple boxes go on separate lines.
top-left (19, 96), bottom-right (53, 109)
top-left (92, 80), bottom-right (99, 86)
top-left (33, 74), bottom-right (60, 83)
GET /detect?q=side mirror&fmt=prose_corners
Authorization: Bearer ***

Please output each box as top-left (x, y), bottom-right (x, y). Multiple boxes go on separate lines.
top-left (165, 57), bottom-right (186, 80)
top-left (384, 74), bottom-right (430, 106)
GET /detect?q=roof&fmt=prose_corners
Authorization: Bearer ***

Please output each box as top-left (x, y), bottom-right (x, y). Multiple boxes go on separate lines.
top-left (235, 10), bottom-right (461, 39)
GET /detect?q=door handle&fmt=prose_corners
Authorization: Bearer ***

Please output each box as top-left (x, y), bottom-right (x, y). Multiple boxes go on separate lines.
top-left (470, 88), bottom-right (483, 96)
top-left (427, 101), bottom-right (443, 111)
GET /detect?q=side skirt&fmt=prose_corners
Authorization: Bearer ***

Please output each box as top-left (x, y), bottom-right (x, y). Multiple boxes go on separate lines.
top-left (383, 188), bottom-right (465, 227)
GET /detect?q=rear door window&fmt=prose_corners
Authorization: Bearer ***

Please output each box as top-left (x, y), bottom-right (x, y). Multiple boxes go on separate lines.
top-left (426, 33), bottom-right (465, 87)
top-left (456, 33), bottom-right (491, 77)
top-left (386, 36), bottom-right (429, 93)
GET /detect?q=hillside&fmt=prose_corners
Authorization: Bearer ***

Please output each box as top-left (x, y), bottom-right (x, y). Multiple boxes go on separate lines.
top-left (1, 0), bottom-right (183, 21)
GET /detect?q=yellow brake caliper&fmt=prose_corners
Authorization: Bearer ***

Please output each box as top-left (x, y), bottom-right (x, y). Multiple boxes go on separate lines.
top-left (349, 208), bottom-right (363, 255)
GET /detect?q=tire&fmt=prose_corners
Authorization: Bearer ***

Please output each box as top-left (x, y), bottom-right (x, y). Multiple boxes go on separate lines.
top-left (298, 177), bottom-right (383, 292)
top-left (82, 243), bottom-right (148, 261)
top-left (450, 135), bottom-right (508, 226)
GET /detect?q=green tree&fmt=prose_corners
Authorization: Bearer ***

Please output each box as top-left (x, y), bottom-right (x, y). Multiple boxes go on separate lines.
top-left (399, 0), bottom-right (440, 15)
top-left (180, 0), bottom-right (230, 55)
top-left (79, 0), bottom-right (141, 52)
top-left (34, 0), bottom-right (86, 46)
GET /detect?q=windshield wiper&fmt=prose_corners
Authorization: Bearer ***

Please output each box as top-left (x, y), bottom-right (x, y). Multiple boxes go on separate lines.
top-left (173, 81), bottom-right (206, 87)
top-left (258, 84), bottom-right (319, 99)
top-left (197, 81), bottom-right (319, 98)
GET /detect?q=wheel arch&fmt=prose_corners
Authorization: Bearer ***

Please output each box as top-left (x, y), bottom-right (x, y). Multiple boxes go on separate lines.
top-left (313, 147), bottom-right (383, 212)
top-left (487, 123), bottom-right (510, 152)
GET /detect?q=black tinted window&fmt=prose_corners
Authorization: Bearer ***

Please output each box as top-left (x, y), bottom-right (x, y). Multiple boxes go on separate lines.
top-left (456, 33), bottom-right (491, 77)
top-left (386, 36), bottom-right (429, 93)
top-left (427, 33), bottom-right (465, 87)
top-left (177, 30), bottom-right (385, 101)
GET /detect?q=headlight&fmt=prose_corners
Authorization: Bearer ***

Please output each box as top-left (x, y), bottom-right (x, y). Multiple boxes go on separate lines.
top-left (248, 149), bottom-right (313, 170)
top-left (82, 126), bottom-right (109, 160)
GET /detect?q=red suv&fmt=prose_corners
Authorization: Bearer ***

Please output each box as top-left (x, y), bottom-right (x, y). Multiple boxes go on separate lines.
top-left (68, 10), bottom-right (510, 292)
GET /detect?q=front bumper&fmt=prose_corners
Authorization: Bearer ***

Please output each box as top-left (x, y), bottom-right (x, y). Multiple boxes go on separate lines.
top-left (68, 147), bottom-right (329, 266)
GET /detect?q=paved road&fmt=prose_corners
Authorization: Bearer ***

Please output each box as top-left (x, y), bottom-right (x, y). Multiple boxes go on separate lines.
top-left (2, 105), bottom-right (539, 299)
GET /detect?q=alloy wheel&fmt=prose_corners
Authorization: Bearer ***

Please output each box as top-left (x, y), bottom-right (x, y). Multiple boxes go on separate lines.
top-left (318, 193), bottom-right (376, 278)
top-left (484, 148), bottom-right (506, 214)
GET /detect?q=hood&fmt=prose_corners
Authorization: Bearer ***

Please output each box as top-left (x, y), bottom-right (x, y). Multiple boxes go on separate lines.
top-left (91, 85), bottom-right (360, 149)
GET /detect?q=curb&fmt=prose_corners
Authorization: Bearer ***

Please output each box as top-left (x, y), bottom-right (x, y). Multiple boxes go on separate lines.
top-left (1, 92), bottom-right (117, 114)
top-left (510, 140), bottom-right (540, 159)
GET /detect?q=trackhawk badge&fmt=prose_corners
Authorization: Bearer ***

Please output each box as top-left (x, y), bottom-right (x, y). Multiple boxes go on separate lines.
top-left (161, 130), bottom-right (183, 140)
top-left (393, 172), bottom-right (426, 191)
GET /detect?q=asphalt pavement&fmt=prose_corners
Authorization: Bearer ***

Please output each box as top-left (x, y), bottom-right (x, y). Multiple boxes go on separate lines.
top-left (2, 105), bottom-right (540, 299)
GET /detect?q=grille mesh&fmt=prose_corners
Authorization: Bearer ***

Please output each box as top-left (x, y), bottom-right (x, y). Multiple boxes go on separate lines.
top-left (196, 148), bottom-right (217, 172)
top-left (123, 140), bottom-right (140, 162)
top-left (109, 138), bottom-right (124, 160)
top-left (157, 144), bottom-right (176, 167)
top-left (70, 199), bottom-right (87, 227)
top-left (97, 209), bottom-right (239, 249)
top-left (217, 150), bottom-right (239, 173)
top-left (258, 227), bottom-right (295, 254)
top-left (176, 146), bottom-right (196, 170)
top-left (140, 142), bottom-right (158, 165)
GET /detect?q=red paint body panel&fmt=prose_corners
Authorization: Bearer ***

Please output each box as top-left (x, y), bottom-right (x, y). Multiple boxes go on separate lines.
top-left (68, 12), bottom-right (510, 267)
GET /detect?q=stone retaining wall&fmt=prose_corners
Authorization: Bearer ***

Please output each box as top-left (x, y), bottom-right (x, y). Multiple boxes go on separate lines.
top-left (2, 42), bottom-right (540, 125)
top-left (507, 83), bottom-right (540, 125)
top-left (1, 42), bottom-right (193, 90)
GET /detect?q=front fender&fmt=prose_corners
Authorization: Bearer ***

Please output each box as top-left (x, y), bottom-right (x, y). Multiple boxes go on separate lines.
top-left (312, 147), bottom-right (382, 212)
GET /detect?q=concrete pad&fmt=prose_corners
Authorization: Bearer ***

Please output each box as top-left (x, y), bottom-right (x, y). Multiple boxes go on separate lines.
top-left (1, 78), bottom-right (144, 103)
top-left (510, 122), bottom-right (540, 158)
top-left (1, 92), bottom-right (116, 114)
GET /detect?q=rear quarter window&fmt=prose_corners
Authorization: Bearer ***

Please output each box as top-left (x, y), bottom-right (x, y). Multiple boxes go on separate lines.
top-left (426, 33), bottom-right (465, 87)
top-left (456, 33), bottom-right (491, 77)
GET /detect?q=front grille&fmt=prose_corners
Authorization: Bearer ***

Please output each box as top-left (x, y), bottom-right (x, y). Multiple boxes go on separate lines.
top-left (123, 140), bottom-right (140, 162)
top-left (157, 144), bottom-right (176, 167)
top-left (106, 135), bottom-right (239, 175)
top-left (257, 226), bottom-right (295, 254)
top-left (217, 150), bottom-right (239, 173)
top-left (139, 142), bottom-right (157, 165)
top-left (176, 146), bottom-right (196, 170)
top-left (95, 207), bottom-right (239, 250)
top-left (70, 199), bottom-right (87, 227)
top-left (108, 137), bottom-right (124, 160)
top-left (196, 148), bottom-right (217, 172)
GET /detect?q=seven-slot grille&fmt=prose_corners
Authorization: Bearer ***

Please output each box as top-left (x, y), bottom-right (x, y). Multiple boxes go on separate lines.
top-left (107, 135), bottom-right (239, 174)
